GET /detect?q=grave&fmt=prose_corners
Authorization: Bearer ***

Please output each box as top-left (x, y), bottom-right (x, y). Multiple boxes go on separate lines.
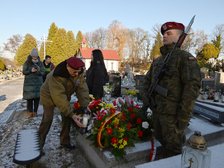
top-left (76, 116), bottom-right (224, 168)
top-left (193, 100), bottom-right (224, 123)
top-left (135, 143), bottom-right (224, 168)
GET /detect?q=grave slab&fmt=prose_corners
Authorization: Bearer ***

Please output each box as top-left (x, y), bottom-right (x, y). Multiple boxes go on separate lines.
top-left (76, 116), bottom-right (224, 168)
top-left (135, 143), bottom-right (224, 168)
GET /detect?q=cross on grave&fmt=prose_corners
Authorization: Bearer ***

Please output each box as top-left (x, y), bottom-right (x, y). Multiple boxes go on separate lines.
top-left (188, 157), bottom-right (194, 168)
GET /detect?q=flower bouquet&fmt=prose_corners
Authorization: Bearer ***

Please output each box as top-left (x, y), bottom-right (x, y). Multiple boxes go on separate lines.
top-left (87, 97), bottom-right (152, 158)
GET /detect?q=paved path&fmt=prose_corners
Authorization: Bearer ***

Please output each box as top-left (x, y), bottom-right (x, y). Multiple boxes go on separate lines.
top-left (0, 77), bottom-right (24, 113)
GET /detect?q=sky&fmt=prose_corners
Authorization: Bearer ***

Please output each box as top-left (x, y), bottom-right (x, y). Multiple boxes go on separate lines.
top-left (0, 0), bottom-right (224, 47)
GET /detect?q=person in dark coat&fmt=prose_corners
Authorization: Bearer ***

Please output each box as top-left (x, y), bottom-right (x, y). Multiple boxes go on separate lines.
top-left (22, 48), bottom-right (45, 117)
top-left (86, 49), bottom-right (109, 99)
top-left (42, 55), bottom-right (55, 82)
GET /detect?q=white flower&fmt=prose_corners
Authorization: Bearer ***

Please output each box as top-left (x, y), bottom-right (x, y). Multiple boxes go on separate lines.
top-left (142, 121), bottom-right (149, 129)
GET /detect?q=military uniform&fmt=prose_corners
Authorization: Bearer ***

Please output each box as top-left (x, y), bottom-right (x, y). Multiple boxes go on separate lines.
top-left (39, 59), bottom-right (89, 149)
top-left (143, 44), bottom-right (201, 157)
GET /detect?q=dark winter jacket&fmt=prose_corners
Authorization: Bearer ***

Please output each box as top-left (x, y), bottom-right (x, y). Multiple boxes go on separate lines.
top-left (42, 60), bottom-right (55, 82)
top-left (22, 58), bottom-right (45, 100)
top-left (86, 64), bottom-right (109, 99)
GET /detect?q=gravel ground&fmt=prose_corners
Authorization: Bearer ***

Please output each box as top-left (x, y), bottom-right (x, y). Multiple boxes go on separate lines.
top-left (0, 100), bottom-right (91, 168)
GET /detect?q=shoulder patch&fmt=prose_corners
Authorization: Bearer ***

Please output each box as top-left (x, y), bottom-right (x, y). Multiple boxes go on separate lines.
top-left (188, 56), bottom-right (196, 61)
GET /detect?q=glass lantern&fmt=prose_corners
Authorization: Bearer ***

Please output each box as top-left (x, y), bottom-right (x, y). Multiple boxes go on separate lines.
top-left (181, 131), bottom-right (211, 168)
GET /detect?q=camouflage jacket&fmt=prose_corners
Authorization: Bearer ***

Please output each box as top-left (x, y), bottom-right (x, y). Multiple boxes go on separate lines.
top-left (143, 44), bottom-right (201, 130)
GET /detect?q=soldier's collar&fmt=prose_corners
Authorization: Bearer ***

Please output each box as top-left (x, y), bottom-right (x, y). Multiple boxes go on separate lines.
top-left (160, 43), bottom-right (177, 55)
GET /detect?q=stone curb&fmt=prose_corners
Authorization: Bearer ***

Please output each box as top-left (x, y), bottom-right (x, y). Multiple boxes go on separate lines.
top-left (76, 133), bottom-right (109, 168)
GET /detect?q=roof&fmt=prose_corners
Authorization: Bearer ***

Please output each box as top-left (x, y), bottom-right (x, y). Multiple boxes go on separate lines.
top-left (80, 48), bottom-right (120, 61)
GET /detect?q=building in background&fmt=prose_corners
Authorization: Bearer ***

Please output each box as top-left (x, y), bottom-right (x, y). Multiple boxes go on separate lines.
top-left (80, 48), bottom-right (120, 72)
top-left (79, 38), bottom-right (120, 72)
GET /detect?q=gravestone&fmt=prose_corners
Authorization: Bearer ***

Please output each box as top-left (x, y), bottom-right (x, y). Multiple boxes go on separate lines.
top-left (109, 73), bottom-right (121, 97)
top-left (201, 78), bottom-right (215, 90)
top-left (134, 75), bottom-right (145, 100)
top-left (214, 71), bottom-right (224, 91)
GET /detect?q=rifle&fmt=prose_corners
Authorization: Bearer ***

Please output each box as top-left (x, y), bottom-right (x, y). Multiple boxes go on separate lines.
top-left (147, 15), bottom-right (196, 99)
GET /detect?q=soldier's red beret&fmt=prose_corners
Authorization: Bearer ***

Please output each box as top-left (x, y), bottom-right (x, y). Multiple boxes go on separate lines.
top-left (161, 22), bottom-right (185, 35)
top-left (67, 57), bottom-right (85, 70)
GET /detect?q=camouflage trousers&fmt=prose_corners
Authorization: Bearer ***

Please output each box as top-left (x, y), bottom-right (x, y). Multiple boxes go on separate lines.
top-left (38, 105), bottom-right (72, 149)
top-left (152, 112), bottom-right (185, 158)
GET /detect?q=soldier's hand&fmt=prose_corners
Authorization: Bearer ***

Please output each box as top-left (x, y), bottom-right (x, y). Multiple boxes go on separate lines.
top-left (72, 114), bottom-right (85, 128)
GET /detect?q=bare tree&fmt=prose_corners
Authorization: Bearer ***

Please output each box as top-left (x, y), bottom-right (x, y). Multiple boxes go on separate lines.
top-left (3, 34), bottom-right (23, 53)
top-left (182, 30), bottom-right (194, 52)
top-left (107, 20), bottom-right (128, 60)
top-left (212, 24), bottom-right (224, 54)
top-left (150, 25), bottom-right (163, 61)
top-left (191, 30), bottom-right (208, 55)
top-left (85, 28), bottom-right (107, 49)
top-left (126, 28), bottom-right (149, 70)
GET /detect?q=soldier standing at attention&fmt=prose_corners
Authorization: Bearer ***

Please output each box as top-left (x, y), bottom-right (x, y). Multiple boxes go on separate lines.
top-left (143, 22), bottom-right (201, 158)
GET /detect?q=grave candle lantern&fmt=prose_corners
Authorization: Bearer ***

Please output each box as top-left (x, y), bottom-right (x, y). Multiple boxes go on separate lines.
top-left (181, 131), bottom-right (211, 168)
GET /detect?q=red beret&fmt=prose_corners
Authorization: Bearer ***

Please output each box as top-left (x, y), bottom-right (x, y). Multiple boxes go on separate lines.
top-left (161, 22), bottom-right (185, 35)
top-left (66, 57), bottom-right (85, 69)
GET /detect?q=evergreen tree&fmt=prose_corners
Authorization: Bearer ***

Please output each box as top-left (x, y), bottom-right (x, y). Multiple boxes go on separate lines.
top-left (48, 22), bottom-right (58, 41)
top-left (196, 43), bottom-right (219, 67)
top-left (39, 23), bottom-right (59, 59)
top-left (39, 43), bottom-right (44, 60)
top-left (15, 34), bottom-right (37, 65)
top-left (76, 31), bottom-right (83, 52)
top-left (48, 28), bottom-right (68, 65)
top-left (67, 31), bottom-right (76, 56)
top-left (212, 34), bottom-right (222, 57)
top-left (46, 22), bottom-right (58, 54)
top-left (0, 58), bottom-right (6, 70)
top-left (150, 31), bottom-right (162, 60)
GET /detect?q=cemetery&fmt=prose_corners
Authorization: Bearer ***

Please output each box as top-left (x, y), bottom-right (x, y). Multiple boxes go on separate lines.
top-left (0, 66), bottom-right (223, 167)
top-left (69, 70), bottom-right (224, 168)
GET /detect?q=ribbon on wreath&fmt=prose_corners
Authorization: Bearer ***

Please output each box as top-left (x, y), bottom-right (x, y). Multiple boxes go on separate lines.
top-left (149, 136), bottom-right (157, 161)
top-left (97, 111), bottom-right (121, 148)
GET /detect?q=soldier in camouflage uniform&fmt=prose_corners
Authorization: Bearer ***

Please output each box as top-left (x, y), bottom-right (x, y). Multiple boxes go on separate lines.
top-left (143, 22), bottom-right (201, 158)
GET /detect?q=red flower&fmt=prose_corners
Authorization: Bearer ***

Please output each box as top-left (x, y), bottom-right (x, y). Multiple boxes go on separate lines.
top-left (88, 99), bottom-right (102, 110)
top-left (123, 137), bottom-right (128, 141)
top-left (134, 104), bottom-right (141, 109)
top-left (121, 113), bottom-right (126, 121)
top-left (111, 137), bottom-right (118, 144)
top-left (138, 130), bottom-right (143, 138)
top-left (130, 99), bottom-right (134, 105)
top-left (130, 113), bottom-right (136, 119)
top-left (110, 108), bottom-right (116, 114)
top-left (136, 118), bottom-right (142, 124)
top-left (113, 100), bottom-right (117, 106)
top-left (95, 111), bottom-right (106, 120)
top-left (73, 101), bottom-right (80, 110)
top-left (126, 122), bottom-right (132, 130)
top-left (128, 107), bottom-right (133, 112)
top-left (106, 128), bottom-right (113, 135)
